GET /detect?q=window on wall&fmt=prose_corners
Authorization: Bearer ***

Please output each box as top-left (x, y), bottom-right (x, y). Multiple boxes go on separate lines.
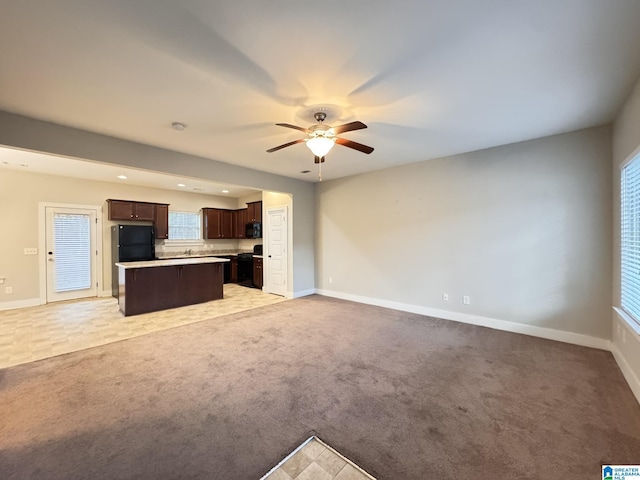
top-left (621, 153), bottom-right (640, 326)
top-left (168, 211), bottom-right (201, 240)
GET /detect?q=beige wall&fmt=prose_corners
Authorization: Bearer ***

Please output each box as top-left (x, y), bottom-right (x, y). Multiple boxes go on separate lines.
top-left (612, 75), bottom-right (640, 401)
top-left (316, 126), bottom-right (612, 340)
top-left (0, 111), bottom-right (316, 296)
top-left (0, 167), bottom-right (260, 304)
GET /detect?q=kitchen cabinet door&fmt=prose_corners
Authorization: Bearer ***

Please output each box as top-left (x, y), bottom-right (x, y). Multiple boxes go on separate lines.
top-left (230, 257), bottom-right (238, 282)
top-left (108, 200), bottom-right (156, 221)
top-left (247, 201), bottom-right (262, 223)
top-left (233, 209), bottom-right (247, 238)
top-left (203, 208), bottom-right (221, 239)
top-left (221, 210), bottom-right (233, 238)
top-left (253, 257), bottom-right (263, 289)
top-left (108, 200), bottom-right (135, 220)
top-left (154, 204), bottom-right (169, 239)
top-left (134, 202), bottom-right (156, 221)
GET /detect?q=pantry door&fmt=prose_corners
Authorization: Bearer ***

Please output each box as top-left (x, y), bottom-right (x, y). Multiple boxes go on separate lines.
top-left (265, 206), bottom-right (288, 297)
top-left (45, 206), bottom-right (99, 302)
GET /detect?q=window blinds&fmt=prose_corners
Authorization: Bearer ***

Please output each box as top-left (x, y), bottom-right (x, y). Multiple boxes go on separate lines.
top-left (53, 213), bottom-right (91, 292)
top-left (169, 211), bottom-right (201, 240)
top-left (621, 155), bottom-right (640, 326)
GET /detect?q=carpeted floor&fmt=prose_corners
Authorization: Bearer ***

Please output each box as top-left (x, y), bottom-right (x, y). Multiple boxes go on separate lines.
top-left (1, 295), bottom-right (639, 479)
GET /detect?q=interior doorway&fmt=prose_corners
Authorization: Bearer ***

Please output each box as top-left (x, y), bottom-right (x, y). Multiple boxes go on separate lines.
top-left (43, 205), bottom-right (101, 303)
top-left (265, 205), bottom-right (288, 297)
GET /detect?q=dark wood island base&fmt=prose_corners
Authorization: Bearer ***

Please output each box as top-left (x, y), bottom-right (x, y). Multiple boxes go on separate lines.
top-left (116, 257), bottom-right (229, 316)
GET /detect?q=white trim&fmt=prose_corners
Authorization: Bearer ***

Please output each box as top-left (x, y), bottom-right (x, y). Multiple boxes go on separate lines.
top-left (100, 289), bottom-right (113, 298)
top-left (0, 298), bottom-right (42, 311)
top-left (162, 240), bottom-right (205, 247)
top-left (620, 143), bottom-right (640, 170)
top-left (293, 289), bottom-right (315, 299)
top-left (38, 202), bottom-right (103, 304)
top-left (315, 289), bottom-right (611, 351)
top-left (259, 436), bottom-right (314, 480)
top-left (613, 306), bottom-right (640, 336)
top-left (611, 343), bottom-right (640, 404)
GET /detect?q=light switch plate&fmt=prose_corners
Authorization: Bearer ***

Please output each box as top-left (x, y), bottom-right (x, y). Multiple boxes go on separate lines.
top-left (24, 248), bottom-right (37, 255)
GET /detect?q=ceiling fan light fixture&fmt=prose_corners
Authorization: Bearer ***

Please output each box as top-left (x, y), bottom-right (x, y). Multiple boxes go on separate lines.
top-left (306, 136), bottom-right (335, 157)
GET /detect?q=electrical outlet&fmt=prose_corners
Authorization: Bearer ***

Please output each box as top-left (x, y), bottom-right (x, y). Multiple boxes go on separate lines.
top-left (463, 296), bottom-right (470, 305)
top-left (5, 286), bottom-right (12, 294)
top-left (24, 248), bottom-right (38, 255)
top-left (442, 293), bottom-right (449, 301)
top-left (328, 277), bottom-right (333, 284)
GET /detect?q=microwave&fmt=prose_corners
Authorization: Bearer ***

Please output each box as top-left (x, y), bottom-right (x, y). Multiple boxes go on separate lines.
top-left (246, 222), bottom-right (262, 239)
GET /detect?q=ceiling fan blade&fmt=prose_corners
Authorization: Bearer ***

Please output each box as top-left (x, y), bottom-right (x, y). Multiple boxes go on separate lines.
top-left (335, 137), bottom-right (374, 154)
top-left (331, 121), bottom-right (367, 135)
top-left (276, 123), bottom-right (309, 133)
top-left (266, 138), bottom-right (305, 153)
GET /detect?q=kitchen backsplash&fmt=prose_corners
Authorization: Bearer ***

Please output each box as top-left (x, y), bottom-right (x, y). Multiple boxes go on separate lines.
top-left (155, 238), bottom-right (262, 258)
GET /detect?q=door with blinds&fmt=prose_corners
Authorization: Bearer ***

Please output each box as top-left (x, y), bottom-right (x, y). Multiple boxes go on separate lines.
top-left (45, 207), bottom-right (98, 302)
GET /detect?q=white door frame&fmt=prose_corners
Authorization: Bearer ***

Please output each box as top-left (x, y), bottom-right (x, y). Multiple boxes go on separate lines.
top-left (38, 202), bottom-right (103, 305)
top-left (264, 204), bottom-right (292, 298)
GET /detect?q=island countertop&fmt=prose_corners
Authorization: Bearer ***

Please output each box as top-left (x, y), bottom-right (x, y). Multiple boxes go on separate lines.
top-left (116, 257), bottom-right (230, 269)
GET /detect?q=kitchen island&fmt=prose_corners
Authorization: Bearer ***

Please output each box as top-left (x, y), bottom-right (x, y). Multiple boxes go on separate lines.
top-left (116, 257), bottom-right (229, 316)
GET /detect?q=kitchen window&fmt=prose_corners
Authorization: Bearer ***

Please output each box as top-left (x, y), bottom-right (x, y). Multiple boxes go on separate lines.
top-left (168, 211), bottom-right (201, 241)
top-left (621, 152), bottom-right (640, 327)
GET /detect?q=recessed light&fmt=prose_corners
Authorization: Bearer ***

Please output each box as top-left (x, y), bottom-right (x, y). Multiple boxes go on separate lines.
top-left (222, 189), bottom-right (229, 193)
top-left (20, 163), bottom-right (29, 167)
top-left (300, 170), bottom-right (311, 174)
top-left (177, 183), bottom-right (186, 187)
top-left (193, 187), bottom-right (204, 191)
top-left (117, 175), bottom-right (127, 179)
top-left (172, 122), bottom-right (186, 131)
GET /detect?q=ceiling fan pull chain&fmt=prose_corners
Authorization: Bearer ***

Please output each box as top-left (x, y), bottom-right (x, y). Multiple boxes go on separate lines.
top-left (318, 162), bottom-right (322, 182)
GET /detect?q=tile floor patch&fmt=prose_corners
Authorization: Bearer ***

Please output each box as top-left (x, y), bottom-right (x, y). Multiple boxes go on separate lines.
top-left (262, 437), bottom-right (375, 480)
top-left (0, 284), bottom-right (286, 369)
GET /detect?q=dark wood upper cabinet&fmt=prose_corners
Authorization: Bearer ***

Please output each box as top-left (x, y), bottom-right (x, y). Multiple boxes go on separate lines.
top-left (108, 199), bottom-right (156, 221)
top-left (107, 199), bottom-right (169, 239)
top-left (247, 201), bottom-right (262, 223)
top-left (203, 208), bottom-right (233, 239)
top-left (203, 208), bottom-right (221, 239)
top-left (154, 204), bottom-right (169, 239)
top-left (233, 209), bottom-right (247, 238)
top-left (221, 209), bottom-right (233, 238)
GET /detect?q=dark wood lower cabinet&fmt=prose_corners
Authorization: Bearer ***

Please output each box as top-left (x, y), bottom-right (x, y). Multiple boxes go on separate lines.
top-left (118, 262), bottom-right (224, 316)
top-left (253, 257), bottom-right (263, 289)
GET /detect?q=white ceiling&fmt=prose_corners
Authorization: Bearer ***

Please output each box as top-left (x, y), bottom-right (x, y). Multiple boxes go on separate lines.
top-left (1, 0), bottom-right (640, 183)
top-left (0, 147), bottom-right (260, 198)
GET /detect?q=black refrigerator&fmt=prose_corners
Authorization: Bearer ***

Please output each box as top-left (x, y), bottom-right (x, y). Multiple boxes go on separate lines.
top-left (111, 225), bottom-right (155, 297)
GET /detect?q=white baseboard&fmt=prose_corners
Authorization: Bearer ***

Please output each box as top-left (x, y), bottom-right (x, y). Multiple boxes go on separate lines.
top-left (292, 289), bottom-right (315, 299)
top-left (99, 289), bottom-right (113, 298)
top-left (0, 297), bottom-right (42, 311)
top-left (315, 289), bottom-right (611, 351)
top-left (611, 343), bottom-right (640, 404)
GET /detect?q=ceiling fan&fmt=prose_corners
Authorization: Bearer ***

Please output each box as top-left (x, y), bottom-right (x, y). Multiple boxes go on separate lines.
top-left (266, 112), bottom-right (374, 166)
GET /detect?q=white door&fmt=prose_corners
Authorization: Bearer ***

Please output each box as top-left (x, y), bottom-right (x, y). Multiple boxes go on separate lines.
top-left (45, 206), bottom-right (98, 302)
top-left (266, 206), bottom-right (288, 296)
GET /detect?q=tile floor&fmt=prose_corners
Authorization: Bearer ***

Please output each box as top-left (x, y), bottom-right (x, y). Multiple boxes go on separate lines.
top-left (0, 284), bottom-right (286, 369)
top-left (262, 437), bottom-right (376, 480)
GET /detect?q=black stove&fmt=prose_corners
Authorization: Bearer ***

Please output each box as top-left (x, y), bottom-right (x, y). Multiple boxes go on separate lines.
top-left (237, 245), bottom-right (262, 287)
